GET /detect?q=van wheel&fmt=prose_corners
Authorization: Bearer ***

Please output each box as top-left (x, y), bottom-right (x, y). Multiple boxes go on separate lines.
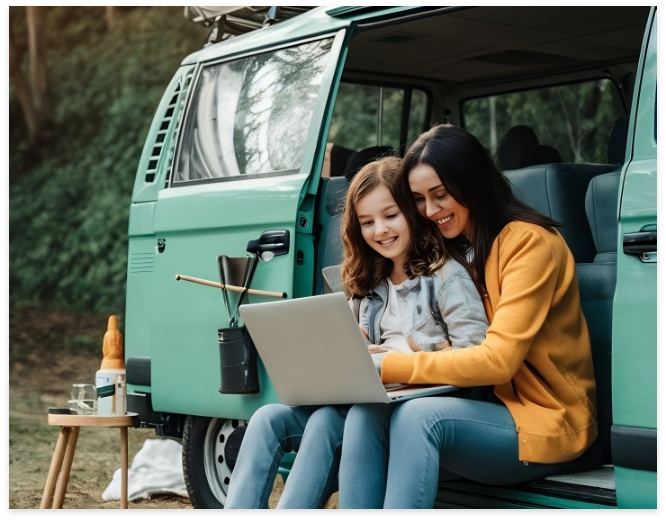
top-left (182, 415), bottom-right (248, 508)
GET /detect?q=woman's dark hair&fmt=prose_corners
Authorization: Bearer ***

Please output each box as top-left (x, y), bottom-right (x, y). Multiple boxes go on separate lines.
top-left (400, 124), bottom-right (561, 291)
top-left (341, 156), bottom-right (448, 298)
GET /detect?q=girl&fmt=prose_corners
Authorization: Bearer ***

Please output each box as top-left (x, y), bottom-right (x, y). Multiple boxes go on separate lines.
top-left (224, 156), bottom-right (488, 509)
top-left (367, 125), bottom-right (604, 508)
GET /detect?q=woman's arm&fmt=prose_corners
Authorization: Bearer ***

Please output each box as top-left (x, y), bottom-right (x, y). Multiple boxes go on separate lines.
top-left (382, 226), bottom-right (562, 386)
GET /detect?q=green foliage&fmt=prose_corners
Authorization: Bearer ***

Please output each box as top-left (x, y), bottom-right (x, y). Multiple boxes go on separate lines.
top-left (463, 79), bottom-right (625, 164)
top-left (9, 7), bottom-right (208, 313)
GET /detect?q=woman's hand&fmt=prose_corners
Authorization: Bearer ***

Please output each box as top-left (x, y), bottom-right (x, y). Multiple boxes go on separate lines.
top-left (369, 344), bottom-right (388, 354)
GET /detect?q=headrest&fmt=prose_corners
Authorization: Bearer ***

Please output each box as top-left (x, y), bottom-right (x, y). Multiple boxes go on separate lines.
top-left (343, 146), bottom-right (394, 181)
top-left (585, 171), bottom-right (621, 262)
top-left (497, 126), bottom-right (541, 170)
top-left (607, 115), bottom-right (630, 165)
top-left (328, 144), bottom-right (354, 178)
top-left (537, 145), bottom-right (562, 164)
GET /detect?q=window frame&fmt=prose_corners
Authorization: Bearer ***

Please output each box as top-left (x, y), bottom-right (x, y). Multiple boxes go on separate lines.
top-left (168, 32), bottom-right (340, 189)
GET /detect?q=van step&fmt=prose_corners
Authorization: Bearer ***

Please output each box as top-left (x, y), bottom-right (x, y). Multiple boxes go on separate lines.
top-left (525, 466), bottom-right (616, 506)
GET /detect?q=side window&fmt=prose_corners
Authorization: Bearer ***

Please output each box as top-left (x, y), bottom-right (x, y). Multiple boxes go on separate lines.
top-left (173, 37), bottom-right (334, 184)
top-left (462, 79), bottom-right (625, 165)
top-left (327, 83), bottom-right (427, 152)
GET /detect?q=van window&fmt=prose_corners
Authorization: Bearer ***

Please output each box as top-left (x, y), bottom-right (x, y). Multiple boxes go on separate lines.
top-left (462, 79), bottom-right (625, 164)
top-left (173, 37), bottom-right (334, 183)
top-left (327, 83), bottom-right (427, 152)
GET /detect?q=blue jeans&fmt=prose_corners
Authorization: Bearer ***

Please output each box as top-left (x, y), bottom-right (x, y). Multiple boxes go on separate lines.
top-left (224, 404), bottom-right (345, 508)
top-left (381, 396), bottom-right (604, 509)
top-left (224, 402), bottom-right (395, 508)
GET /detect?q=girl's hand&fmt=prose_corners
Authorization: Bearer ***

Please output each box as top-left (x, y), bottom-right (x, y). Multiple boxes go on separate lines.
top-left (369, 344), bottom-right (388, 354)
top-left (360, 326), bottom-right (369, 339)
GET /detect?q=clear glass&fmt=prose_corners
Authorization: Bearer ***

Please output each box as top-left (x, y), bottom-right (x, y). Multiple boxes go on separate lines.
top-left (462, 79), bottom-right (625, 164)
top-left (69, 383), bottom-right (97, 415)
top-left (327, 83), bottom-right (428, 152)
top-left (174, 37), bottom-right (334, 183)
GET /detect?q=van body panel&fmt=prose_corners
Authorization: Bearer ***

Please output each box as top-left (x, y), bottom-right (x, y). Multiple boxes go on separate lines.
top-left (611, 9), bottom-right (657, 508)
top-left (140, 30), bottom-right (348, 418)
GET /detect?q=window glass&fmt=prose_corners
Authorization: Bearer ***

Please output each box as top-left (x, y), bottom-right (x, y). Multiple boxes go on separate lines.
top-left (462, 79), bottom-right (625, 165)
top-left (327, 83), bottom-right (427, 152)
top-left (173, 37), bottom-right (333, 183)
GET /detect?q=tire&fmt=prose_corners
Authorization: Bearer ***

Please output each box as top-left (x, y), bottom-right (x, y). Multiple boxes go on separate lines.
top-left (182, 415), bottom-right (248, 508)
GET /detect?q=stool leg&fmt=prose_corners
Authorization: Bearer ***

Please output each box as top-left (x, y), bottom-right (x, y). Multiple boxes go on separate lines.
top-left (40, 427), bottom-right (71, 509)
top-left (120, 426), bottom-right (128, 509)
top-left (52, 426), bottom-right (79, 509)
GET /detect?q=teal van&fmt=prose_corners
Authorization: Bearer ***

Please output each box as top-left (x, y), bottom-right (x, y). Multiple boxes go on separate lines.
top-left (124, 6), bottom-right (657, 509)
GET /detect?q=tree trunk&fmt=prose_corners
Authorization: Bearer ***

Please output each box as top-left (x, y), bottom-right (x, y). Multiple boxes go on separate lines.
top-left (26, 6), bottom-right (49, 122)
top-left (9, 30), bottom-right (39, 144)
top-left (105, 6), bottom-right (116, 31)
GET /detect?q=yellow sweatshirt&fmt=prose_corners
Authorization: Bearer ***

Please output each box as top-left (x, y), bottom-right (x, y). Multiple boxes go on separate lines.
top-left (381, 221), bottom-right (598, 463)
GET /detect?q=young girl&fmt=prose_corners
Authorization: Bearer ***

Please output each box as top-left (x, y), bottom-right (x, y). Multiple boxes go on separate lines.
top-left (224, 156), bottom-right (488, 509)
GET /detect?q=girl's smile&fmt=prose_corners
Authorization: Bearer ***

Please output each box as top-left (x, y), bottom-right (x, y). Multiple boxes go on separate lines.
top-left (408, 163), bottom-right (471, 239)
top-left (355, 184), bottom-right (410, 281)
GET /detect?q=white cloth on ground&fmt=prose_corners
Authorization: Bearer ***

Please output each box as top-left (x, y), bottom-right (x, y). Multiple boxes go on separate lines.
top-left (102, 438), bottom-right (188, 501)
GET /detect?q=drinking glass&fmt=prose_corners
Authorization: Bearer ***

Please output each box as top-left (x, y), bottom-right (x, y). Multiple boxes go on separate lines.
top-left (68, 383), bottom-right (97, 415)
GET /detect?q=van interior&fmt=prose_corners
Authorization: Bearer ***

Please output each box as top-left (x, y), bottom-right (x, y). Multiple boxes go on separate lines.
top-left (314, 5), bottom-right (651, 507)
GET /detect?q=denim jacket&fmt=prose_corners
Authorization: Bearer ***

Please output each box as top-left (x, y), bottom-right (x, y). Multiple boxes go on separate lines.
top-left (354, 258), bottom-right (488, 352)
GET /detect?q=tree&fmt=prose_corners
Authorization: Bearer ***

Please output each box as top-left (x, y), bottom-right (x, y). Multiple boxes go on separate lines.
top-left (105, 6), bottom-right (116, 31)
top-left (9, 27), bottom-right (39, 143)
top-left (26, 6), bottom-right (49, 123)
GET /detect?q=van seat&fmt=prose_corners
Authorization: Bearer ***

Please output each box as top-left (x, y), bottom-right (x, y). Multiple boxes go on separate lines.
top-left (585, 172), bottom-right (621, 263)
top-left (575, 170), bottom-right (621, 464)
top-left (504, 163), bottom-right (615, 263)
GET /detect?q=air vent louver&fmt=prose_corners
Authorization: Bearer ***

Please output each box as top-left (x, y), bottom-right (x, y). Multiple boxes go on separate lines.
top-left (143, 69), bottom-right (194, 185)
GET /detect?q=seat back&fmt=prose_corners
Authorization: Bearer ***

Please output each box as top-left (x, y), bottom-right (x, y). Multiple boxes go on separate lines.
top-left (575, 170), bottom-right (621, 464)
top-left (504, 163), bottom-right (615, 263)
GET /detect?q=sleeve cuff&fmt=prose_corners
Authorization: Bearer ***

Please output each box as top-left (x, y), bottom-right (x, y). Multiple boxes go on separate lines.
top-left (381, 352), bottom-right (415, 384)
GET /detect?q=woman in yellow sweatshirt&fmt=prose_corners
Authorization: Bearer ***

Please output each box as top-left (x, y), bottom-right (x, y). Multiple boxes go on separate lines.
top-left (376, 124), bottom-right (603, 508)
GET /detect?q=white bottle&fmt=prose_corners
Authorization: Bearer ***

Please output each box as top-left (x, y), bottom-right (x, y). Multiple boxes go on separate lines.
top-left (96, 368), bottom-right (126, 415)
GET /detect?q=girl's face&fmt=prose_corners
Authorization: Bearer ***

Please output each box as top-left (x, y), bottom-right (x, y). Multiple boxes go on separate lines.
top-left (408, 163), bottom-right (471, 239)
top-left (355, 184), bottom-right (411, 267)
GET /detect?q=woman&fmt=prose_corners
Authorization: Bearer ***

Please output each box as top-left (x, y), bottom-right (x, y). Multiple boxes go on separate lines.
top-left (224, 156), bottom-right (487, 508)
top-left (371, 124), bottom-right (603, 508)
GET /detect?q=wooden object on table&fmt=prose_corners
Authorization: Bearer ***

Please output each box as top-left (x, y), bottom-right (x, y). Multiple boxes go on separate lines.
top-left (101, 315), bottom-right (124, 370)
top-left (40, 413), bottom-right (138, 509)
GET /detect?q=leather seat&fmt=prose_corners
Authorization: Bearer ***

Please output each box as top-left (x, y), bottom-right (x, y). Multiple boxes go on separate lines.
top-left (504, 163), bottom-right (615, 263)
top-left (576, 171), bottom-right (621, 464)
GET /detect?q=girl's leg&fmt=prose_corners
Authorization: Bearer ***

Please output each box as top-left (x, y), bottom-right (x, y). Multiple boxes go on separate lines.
top-left (225, 404), bottom-right (317, 509)
top-left (384, 397), bottom-right (604, 509)
top-left (277, 406), bottom-right (347, 509)
top-left (337, 403), bottom-right (396, 509)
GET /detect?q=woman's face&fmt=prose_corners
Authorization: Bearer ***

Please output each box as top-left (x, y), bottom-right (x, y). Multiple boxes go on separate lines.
top-left (355, 184), bottom-right (411, 267)
top-left (408, 163), bottom-right (471, 239)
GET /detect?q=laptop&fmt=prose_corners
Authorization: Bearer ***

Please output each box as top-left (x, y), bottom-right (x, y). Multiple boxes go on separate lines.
top-left (239, 292), bottom-right (457, 406)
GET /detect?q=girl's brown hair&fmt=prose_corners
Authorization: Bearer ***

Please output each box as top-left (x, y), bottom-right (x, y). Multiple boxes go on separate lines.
top-left (341, 156), bottom-right (448, 298)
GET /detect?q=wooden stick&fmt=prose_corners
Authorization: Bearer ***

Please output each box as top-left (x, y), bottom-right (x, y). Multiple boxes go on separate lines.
top-left (175, 274), bottom-right (286, 299)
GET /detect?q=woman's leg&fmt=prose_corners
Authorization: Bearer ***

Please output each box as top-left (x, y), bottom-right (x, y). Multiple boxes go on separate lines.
top-left (277, 406), bottom-right (347, 509)
top-left (225, 404), bottom-right (318, 509)
top-left (337, 403), bottom-right (396, 509)
top-left (384, 397), bottom-right (604, 509)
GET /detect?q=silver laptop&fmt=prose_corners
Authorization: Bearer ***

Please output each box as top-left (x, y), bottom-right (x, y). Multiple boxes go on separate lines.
top-left (239, 292), bottom-right (457, 406)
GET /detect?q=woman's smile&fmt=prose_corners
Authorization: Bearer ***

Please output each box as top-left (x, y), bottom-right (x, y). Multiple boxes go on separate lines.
top-left (408, 163), bottom-right (471, 239)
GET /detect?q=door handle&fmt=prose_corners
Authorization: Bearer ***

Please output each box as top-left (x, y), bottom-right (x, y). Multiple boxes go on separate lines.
top-left (623, 227), bottom-right (657, 259)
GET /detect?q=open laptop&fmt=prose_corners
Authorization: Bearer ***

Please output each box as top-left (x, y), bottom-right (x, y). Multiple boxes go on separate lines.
top-left (239, 292), bottom-right (457, 406)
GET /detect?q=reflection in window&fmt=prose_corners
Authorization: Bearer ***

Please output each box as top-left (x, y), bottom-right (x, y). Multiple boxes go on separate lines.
top-left (174, 38), bottom-right (333, 183)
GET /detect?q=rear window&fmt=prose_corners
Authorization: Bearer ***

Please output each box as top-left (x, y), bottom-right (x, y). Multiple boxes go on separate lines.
top-left (173, 37), bottom-right (334, 184)
top-left (462, 79), bottom-right (625, 165)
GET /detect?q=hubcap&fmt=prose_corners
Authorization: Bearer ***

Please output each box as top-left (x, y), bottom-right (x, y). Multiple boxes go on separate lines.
top-left (202, 418), bottom-right (248, 504)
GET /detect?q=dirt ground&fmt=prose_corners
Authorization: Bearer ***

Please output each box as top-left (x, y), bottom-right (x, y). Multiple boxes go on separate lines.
top-left (8, 305), bottom-right (337, 509)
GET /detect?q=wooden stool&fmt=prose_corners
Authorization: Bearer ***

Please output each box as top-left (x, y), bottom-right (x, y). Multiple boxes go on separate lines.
top-left (40, 413), bottom-right (138, 509)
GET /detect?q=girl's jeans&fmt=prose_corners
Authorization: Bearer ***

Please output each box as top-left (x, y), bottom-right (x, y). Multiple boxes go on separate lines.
top-left (224, 402), bottom-right (395, 509)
